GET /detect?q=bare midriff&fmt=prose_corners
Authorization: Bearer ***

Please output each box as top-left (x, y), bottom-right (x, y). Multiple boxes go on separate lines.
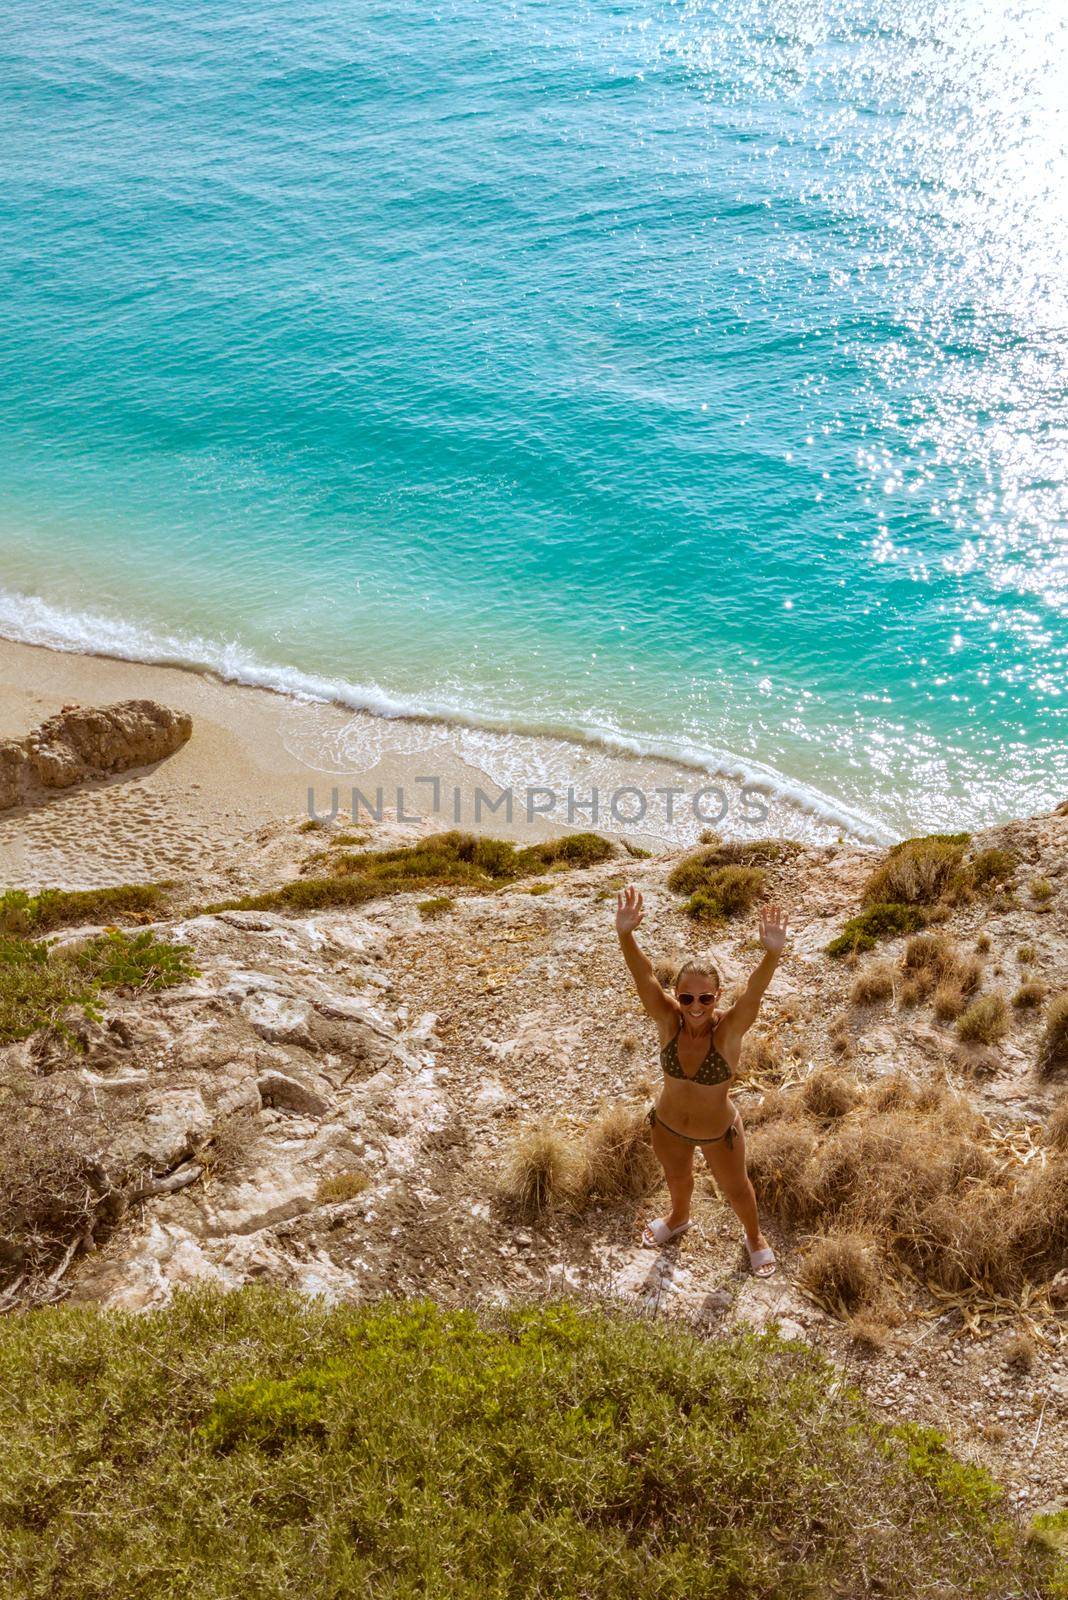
top-left (655, 1020), bottom-right (737, 1141)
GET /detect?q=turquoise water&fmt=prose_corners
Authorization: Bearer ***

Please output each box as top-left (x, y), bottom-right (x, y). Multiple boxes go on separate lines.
top-left (1, 1), bottom-right (1066, 838)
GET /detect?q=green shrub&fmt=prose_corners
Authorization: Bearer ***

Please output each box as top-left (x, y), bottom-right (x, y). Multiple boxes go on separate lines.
top-left (518, 833), bottom-right (616, 870)
top-left (684, 865), bottom-right (766, 922)
top-left (862, 833), bottom-right (970, 906)
top-left (1030, 877), bottom-right (1055, 904)
top-left (76, 930), bottom-right (196, 991)
top-left (961, 848), bottom-right (1018, 892)
top-left (0, 936), bottom-right (99, 1042)
top-left (884, 1423), bottom-right (1001, 1516)
top-left (0, 1287), bottom-right (1054, 1600)
top-left (417, 896), bottom-right (454, 918)
top-left (1031, 1506), bottom-right (1068, 1563)
top-left (212, 831), bottom-right (614, 915)
top-left (666, 839), bottom-right (796, 896)
top-left (0, 883), bottom-right (166, 936)
top-left (0, 930), bottom-right (195, 1043)
top-left (827, 903), bottom-right (924, 957)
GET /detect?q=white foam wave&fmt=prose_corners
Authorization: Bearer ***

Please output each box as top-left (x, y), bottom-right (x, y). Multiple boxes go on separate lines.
top-left (0, 587), bottom-right (894, 845)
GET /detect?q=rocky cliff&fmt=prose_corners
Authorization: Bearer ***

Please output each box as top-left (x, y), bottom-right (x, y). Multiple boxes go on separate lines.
top-left (0, 795), bottom-right (1065, 1511)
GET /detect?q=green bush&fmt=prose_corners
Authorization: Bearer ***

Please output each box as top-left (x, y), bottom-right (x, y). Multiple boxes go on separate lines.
top-left (826, 903), bottom-right (925, 957)
top-left (961, 848), bottom-right (1018, 892)
top-left (683, 865), bottom-right (766, 922)
top-left (666, 839), bottom-right (796, 896)
top-left (315, 1171), bottom-right (369, 1205)
top-left (0, 1288), bottom-right (1055, 1600)
top-left (0, 936), bottom-right (99, 1042)
top-left (212, 831), bottom-right (614, 915)
top-left (417, 896), bottom-right (454, 918)
top-left (76, 929), bottom-right (197, 991)
top-left (0, 930), bottom-right (196, 1042)
top-left (0, 883), bottom-right (166, 935)
top-left (862, 834), bottom-right (970, 906)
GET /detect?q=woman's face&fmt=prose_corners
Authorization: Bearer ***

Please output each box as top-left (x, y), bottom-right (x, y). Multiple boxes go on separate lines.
top-left (675, 972), bottom-right (719, 1026)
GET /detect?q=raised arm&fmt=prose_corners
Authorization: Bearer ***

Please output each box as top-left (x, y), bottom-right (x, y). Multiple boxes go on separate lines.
top-left (615, 887), bottom-right (677, 1025)
top-left (720, 903), bottom-right (789, 1042)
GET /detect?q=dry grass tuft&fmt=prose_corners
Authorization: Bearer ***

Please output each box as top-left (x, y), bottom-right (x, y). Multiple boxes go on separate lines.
top-left (1047, 1095), bottom-right (1068, 1153)
top-left (499, 1124), bottom-right (586, 1221)
top-left (955, 993), bottom-right (1009, 1045)
top-left (745, 1073), bottom-right (1065, 1305)
top-left (1012, 980), bottom-right (1046, 1010)
top-left (847, 1314), bottom-right (893, 1352)
top-left (798, 1233), bottom-right (882, 1314)
top-left (903, 932), bottom-right (953, 971)
top-left (740, 1031), bottom-right (783, 1078)
top-left (827, 1014), bottom-right (853, 1059)
top-left (316, 1170), bottom-right (370, 1204)
top-left (896, 935), bottom-right (982, 1021)
top-left (867, 1074), bottom-right (917, 1113)
top-left (933, 981), bottom-right (967, 1021)
top-left (653, 956), bottom-right (682, 988)
top-left (963, 848), bottom-right (1018, 894)
top-left (1030, 876), bottom-right (1054, 904)
top-left (800, 1069), bottom-right (859, 1122)
top-left (742, 1087), bottom-right (796, 1128)
top-left (582, 1105), bottom-right (660, 1202)
top-left (202, 1109), bottom-right (260, 1180)
top-left (1002, 1332), bottom-right (1035, 1373)
top-left (0, 1103), bottom-right (101, 1284)
top-left (1038, 993), bottom-right (1068, 1078)
top-left (850, 961), bottom-right (895, 1006)
top-left (743, 1120), bottom-right (818, 1224)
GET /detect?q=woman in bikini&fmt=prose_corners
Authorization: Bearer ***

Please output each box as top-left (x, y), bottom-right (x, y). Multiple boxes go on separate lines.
top-left (614, 884), bottom-right (788, 1277)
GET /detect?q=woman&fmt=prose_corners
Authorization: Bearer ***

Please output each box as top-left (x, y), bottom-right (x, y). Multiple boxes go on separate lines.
top-left (614, 884), bottom-right (788, 1276)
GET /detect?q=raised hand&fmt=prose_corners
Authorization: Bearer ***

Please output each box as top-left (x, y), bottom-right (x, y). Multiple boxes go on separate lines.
top-left (758, 902), bottom-right (789, 955)
top-left (615, 885), bottom-right (645, 935)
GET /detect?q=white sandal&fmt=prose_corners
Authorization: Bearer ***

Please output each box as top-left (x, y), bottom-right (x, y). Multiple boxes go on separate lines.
top-left (747, 1244), bottom-right (777, 1277)
top-left (642, 1217), bottom-right (691, 1248)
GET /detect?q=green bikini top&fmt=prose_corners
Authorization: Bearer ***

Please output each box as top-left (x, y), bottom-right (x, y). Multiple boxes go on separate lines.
top-left (660, 1022), bottom-right (732, 1086)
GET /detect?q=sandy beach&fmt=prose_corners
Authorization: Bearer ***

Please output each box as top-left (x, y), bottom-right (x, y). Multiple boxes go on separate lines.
top-left (0, 635), bottom-right (868, 893)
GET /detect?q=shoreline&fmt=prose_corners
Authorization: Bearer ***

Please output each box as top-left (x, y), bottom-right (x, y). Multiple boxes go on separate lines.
top-left (0, 633), bottom-right (889, 892)
top-left (0, 589), bottom-right (896, 846)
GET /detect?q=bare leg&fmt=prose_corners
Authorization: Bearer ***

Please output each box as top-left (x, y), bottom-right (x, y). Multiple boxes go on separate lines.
top-left (700, 1117), bottom-right (768, 1254)
top-left (649, 1120), bottom-right (695, 1229)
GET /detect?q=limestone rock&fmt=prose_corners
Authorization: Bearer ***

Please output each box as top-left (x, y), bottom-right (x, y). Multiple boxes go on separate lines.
top-left (0, 699), bottom-right (191, 810)
top-left (107, 1088), bottom-right (212, 1170)
top-left (257, 1070), bottom-right (331, 1117)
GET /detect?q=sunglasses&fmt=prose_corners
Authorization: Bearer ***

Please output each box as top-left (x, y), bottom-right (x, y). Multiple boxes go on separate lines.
top-left (678, 992), bottom-right (716, 1006)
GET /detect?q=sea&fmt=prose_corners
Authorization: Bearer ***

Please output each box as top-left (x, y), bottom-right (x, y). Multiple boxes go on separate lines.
top-left (1, 0), bottom-right (1066, 844)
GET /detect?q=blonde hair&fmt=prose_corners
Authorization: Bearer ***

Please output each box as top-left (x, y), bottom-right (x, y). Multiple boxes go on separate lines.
top-left (674, 956), bottom-right (722, 993)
